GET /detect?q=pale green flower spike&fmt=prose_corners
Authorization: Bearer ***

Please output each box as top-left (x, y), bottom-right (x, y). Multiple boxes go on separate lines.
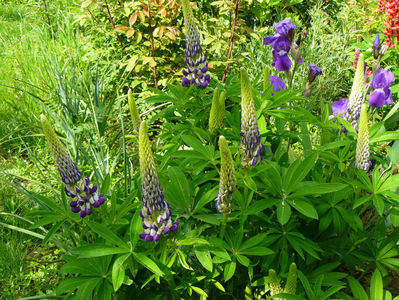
top-left (347, 54), bottom-right (365, 127)
top-left (215, 136), bottom-right (236, 214)
top-left (209, 88), bottom-right (225, 134)
top-left (128, 89), bottom-right (141, 138)
top-left (138, 121), bottom-right (178, 242)
top-left (263, 67), bottom-right (270, 92)
top-left (283, 263), bottom-right (297, 294)
top-left (355, 104), bottom-right (371, 171)
top-left (40, 114), bottom-right (82, 185)
top-left (268, 269), bottom-right (282, 300)
top-left (240, 68), bottom-right (264, 166)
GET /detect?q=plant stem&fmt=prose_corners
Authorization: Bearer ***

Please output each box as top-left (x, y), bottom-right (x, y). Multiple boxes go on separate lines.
top-left (147, 0), bottom-right (158, 89)
top-left (103, 0), bottom-right (125, 55)
top-left (221, 0), bottom-right (240, 83)
top-left (219, 213), bottom-right (229, 239)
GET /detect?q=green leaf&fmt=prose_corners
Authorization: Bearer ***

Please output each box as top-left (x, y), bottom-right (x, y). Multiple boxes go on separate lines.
top-left (224, 261), bottom-right (236, 282)
top-left (370, 131), bottom-right (399, 144)
top-left (290, 199), bottom-right (318, 219)
top-left (129, 208), bottom-right (143, 250)
top-left (43, 220), bottom-right (65, 244)
top-left (71, 244), bottom-right (129, 258)
top-left (235, 254), bottom-right (250, 266)
top-left (112, 254), bottom-right (130, 292)
top-left (290, 182), bottom-right (346, 198)
top-left (285, 153), bottom-right (318, 193)
top-left (277, 202), bottom-right (291, 225)
top-left (240, 233), bottom-right (268, 250)
top-left (370, 270), bottom-right (383, 300)
top-left (177, 238), bottom-right (209, 246)
top-left (100, 173), bottom-right (111, 195)
top-left (165, 166), bottom-right (191, 210)
top-left (85, 221), bottom-right (129, 249)
top-left (348, 276), bottom-right (368, 300)
top-left (191, 286), bottom-right (208, 297)
top-left (378, 174), bottom-right (399, 192)
top-left (181, 135), bottom-right (211, 159)
top-left (132, 252), bottom-right (164, 276)
top-left (239, 246), bottom-right (274, 256)
top-left (213, 281), bottom-right (225, 292)
top-left (194, 245), bottom-right (213, 272)
top-left (56, 276), bottom-right (96, 295)
top-left (75, 278), bottom-right (102, 300)
top-left (0, 222), bottom-right (44, 240)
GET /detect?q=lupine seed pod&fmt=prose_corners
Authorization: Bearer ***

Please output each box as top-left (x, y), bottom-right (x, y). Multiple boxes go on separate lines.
top-left (240, 68), bottom-right (264, 166)
top-left (41, 114), bottom-right (105, 218)
top-left (128, 89), bottom-right (141, 138)
top-left (347, 54), bottom-right (366, 128)
top-left (181, 0), bottom-right (210, 88)
top-left (283, 263), bottom-right (297, 294)
top-left (215, 136), bottom-right (236, 214)
top-left (268, 269), bottom-right (282, 300)
top-left (139, 121), bottom-right (178, 242)
top-left (355, 104), bottom-right (371, 171)
top-left (209, 88), bottom-right (225, 134)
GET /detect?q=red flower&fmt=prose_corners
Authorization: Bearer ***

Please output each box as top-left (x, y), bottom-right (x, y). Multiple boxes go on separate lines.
top-left (381, 0), bottom-right (399, 47)
top-left (354, 49), bottom-right (372, 79)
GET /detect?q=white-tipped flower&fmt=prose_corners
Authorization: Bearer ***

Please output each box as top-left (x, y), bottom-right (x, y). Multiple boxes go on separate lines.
top-left (347, 54), bottom-right (366, 127)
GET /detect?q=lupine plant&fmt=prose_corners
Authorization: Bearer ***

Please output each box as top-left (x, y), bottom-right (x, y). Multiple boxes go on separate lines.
top-left (2, 5), bottom-right (399, 300)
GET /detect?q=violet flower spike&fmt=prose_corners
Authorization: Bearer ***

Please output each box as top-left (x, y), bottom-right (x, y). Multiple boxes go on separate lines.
top-left (308, 64), bottom-right (322, 84)
top-left (368, 69), bottom-right (395, 107)
top-left (373, 34), bottom-right (381, 60)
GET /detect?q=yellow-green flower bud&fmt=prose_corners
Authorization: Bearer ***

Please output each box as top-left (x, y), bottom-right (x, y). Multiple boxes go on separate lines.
top-left (209, 88), bottom-right (225, 134)
top-left (347, 54), bottom-right (366, 127)
top-left (128, 89), bottom-right (141, 138)
top-left (215, 136), bottom-right (236, 214)
top-left (355, 104), bottom-right (371, 171)
top-left (240, 68), bottom-right (264, 166)
top-left (283, 263), bottom-right (297, 294)
top-left (268, 269), bottom-right (282, 299)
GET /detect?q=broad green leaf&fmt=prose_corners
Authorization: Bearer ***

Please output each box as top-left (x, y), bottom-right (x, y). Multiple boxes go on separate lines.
top-left (43, 220), bottom-right (65, 244)
top-left (213, 281), bottom-right (225, 292)
top-left (56, 276), bottom-right (97, 295)
top-left (277, 202), bottom-right (291, 225)
top-left (75, 278), bottom-right (102, 300)
top-left (290, 182), bottom-right (346, 198)
top-left (71, 244), bottom-right (129, 258)
top-left (239, 246), bottom-right (274, 256)
top-left (129, 209), bottom-right (142, 250)
top-left (194, 245), bottom-right (213, 272)
top-left (30, 214), bottom-right (62, 229)
top-left (177, 238), bottom-right (209, 246)
top-left (0, 222), bottom-right (44, 239)
top-left (370, 270), bottom-right (383, 300)
top-left (191, 286), bottom-right (208, 297)
top-left (370, 131), bottom-right (399, 144)
top-left (85, 221), bottom-right (129, 249)
top-left (290, 199), bottom-right (318, 219)
top-left (239, 233), bottom-right (268, 250)
top-left (224, 261), bottom-right (236, 282)
top-left (235, 254), bottom-right (250, 266)
top-left (379, 174), bottom-right (399, 192)
top-left (285, 153), bottom-right (318, 193)
top-left (112, 254), bottom-right (130, 291)
top-left (165, 166), bottom-right (191, 210)
top-left (132, 252), bottom-right (164, 276)
top-left (176, 249), bottom-right (193, 270)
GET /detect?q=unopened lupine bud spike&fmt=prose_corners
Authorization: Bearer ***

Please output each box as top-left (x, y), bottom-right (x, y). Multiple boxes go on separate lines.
top-left (269, 269), bottom-right (282, 298)
top-left (209, 89), bottom-right (226, 134)
top-left (139, 121), bottom-right (178, 242)
top-left (128, 89), bottom-right (141, 138)
top-left (240, 68), bottom-right (264, 166)
top-left (215, 136), bottom-right (236, 214)
top-left (181, 0), bottom-right (210, 88)
top-left (283, 263), bottom-right (297, 294)
top-left (355, 104), bottom-right (371, 171)
top-left (347, 54), bottom-right (366, 126)
top-left (41, 114), bottom-right (105, 218)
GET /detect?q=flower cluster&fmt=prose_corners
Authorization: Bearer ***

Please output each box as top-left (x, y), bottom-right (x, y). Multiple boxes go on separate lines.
top-left (139, 121), bottom-right (178, 242)
top-left (181, 0), bottom-right (210, 88)
top-left (355, 104), bottom-right (371, 171)
top-left (331, 54), bottom-right (366, 128)
top-left (240, 68), bottom-right (264, 166)
top-left (263, 18), bottom-right (303, 72)
top-left (128, 89), bottom-right (141, 138)
top-left (41, 114), bottom-right (105, 218)
top-left (215, 136), bottom-right (236, 214)
top-left (209, 88), bottom-right (226, 134)
top-left (383, 0), bottom-right (399, 47)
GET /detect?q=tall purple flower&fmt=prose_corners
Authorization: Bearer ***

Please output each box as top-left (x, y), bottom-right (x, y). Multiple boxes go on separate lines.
top-left (269, 75), bottom-right (286, 95)
top-left (263, 18), bottom-right (296, 46)
top-left (373, 34), bottom-right (381, 60)
top-left (139, 121), bottom-right (178, 242)
top-left (240, 68), bottom-right (264, 166)
top-left (368, 69), bottom-right (395, 107)
top-left (331, 98), bottom-right (349, 119)
top-left (308, 64), bottom-right (322, 83)
top-left (181, 0), bottom-right (210, 88)
top-left (41, 115), bottom-right (105, 218)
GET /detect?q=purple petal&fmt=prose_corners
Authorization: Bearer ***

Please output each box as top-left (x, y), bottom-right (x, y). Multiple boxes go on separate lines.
top-left (372, 69), bottom-right (395, 89)
top-left (269, 75), bottom-right (286, 92)
top-left (369, 90), bottom-right (386, 107)
top-left (275, 54), bottom-right (292, 71)
top-left (332, 98), bottom-right (349, 117)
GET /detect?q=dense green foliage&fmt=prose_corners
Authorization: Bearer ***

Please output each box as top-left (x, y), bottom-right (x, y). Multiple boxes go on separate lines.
top-left (1, 0), bottom-right (399, 299)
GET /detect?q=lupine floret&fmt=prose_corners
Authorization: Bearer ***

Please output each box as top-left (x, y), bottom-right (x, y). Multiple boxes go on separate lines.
top-left (128, 89), bottom-right (141, 138)
top-left (215, 136), bottom-right (236, 214)
top-left (41, 114), bottom-right (105, 218)
top-left (181, 0), bottom-right (210, 88)
top-left (355, 104), bottom-right (371, 171)
top-left (138, 121), bottom-right (178, 242)
top-left (240, 68), bottom-right (264, 166)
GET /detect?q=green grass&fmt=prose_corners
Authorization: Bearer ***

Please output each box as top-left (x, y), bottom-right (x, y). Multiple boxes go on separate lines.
top-left (0, 2), bottom-right (78, 298)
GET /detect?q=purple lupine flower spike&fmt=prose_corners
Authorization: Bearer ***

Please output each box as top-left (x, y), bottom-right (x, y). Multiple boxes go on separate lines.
top-left (41, 114), bottom-right (105, 218)
top-left (368, 69), bottom-right (395, 107)
top-left (181, 0), bottom-right (210, 88)
top-left (373, 34), bottom-right (381, 60)
top-left (138, 121), bottom-right (178, 242)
